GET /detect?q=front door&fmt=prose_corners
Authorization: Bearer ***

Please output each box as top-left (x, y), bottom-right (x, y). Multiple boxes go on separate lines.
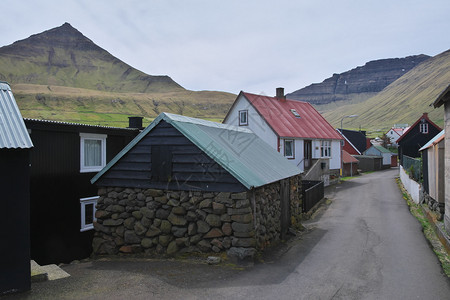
top-left (304, 140), bottom-right (312, 169)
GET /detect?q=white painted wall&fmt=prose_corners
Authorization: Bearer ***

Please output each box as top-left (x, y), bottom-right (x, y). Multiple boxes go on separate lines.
top-left (223, 94), bottom-right (278, 150)
top-left (280, 138), bottom-right (305, 172)
top-left (400, 165), bottom-right (422, 204)
top-left (311, 139), bottom-right (341, 170)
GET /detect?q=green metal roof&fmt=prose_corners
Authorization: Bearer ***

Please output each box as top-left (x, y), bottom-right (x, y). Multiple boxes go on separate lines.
top-left (371, 145), bottom-right (392, 153)
top-left (0, 82), bottom-right (33, 149)
top-left (91, 112), bottom-right (301, 189)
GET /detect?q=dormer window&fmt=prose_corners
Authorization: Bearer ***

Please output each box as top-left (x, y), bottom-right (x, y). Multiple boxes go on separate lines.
top-left (290, 109), bottom-right (301, 118)
top-left (239, 110), bottom-right (248, 126)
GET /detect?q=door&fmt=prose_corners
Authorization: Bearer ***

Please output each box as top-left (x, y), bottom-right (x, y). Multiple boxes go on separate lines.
top-left (304, 140), bottom-right (312, 169)
top-left (280, 178), bottom-right (290, 240)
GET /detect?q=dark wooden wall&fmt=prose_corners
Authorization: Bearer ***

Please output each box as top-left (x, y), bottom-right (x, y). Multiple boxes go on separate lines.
top-left (98, 120), bottom-right (246, 192)
top-left (399, 120), bottom-right (441, 163)
top-left (0, 149), bottom-right (31, 295)
top-left (25, 120), bottom-right (138, 264)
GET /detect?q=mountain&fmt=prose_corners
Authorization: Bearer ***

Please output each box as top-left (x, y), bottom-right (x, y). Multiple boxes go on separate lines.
top-left (286, 55), bottom-right (430, 109)
top-left (0, 23), bottom-right (235, 126)
top-left (321, 49), bottom-right (450, 132)
top-left (0, 22), bottom-right (183, 93)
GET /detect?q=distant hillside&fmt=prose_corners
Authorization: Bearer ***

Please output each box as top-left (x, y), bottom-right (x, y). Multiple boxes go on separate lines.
top-left (0, 23), bottom-right (236, 127)
top-left (322, 49), bottom-right (450, 132)
top-left (287, 55), bottom-right (430, 108)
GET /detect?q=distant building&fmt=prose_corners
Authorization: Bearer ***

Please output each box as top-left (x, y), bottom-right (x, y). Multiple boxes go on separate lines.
top-left (385, 126), bottom-right (409, 147)
top-left (397, 113), bottom-right (441, 165)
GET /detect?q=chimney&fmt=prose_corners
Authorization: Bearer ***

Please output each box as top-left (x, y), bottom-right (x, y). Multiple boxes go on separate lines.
top-left (423, 112), bottom-right (428, 118)
top-left (276, 87), bottom-right (286, 101)
top-left (128, 116), bottom-right (144, 130)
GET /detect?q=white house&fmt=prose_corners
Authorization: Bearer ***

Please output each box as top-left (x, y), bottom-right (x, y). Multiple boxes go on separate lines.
top-left (223, 88), bottom-right (342, 176)
top-left (385, 125), bottom-right (409, 146)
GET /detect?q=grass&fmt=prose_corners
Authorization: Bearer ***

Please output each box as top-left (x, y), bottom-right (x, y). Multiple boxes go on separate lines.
top-left (396, 178), bottom-right (450, 276)
top-left (321, 50), bottom-right (450, 131)
top-left (14, 84), bottom-right (236, 127)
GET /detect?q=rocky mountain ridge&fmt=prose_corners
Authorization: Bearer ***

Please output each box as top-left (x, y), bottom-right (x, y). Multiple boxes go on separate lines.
top-left (287, 55), bottom-right (430, 105)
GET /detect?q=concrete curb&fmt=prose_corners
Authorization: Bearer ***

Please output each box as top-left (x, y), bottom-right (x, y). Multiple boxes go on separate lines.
top-left (420, 206), bottom-right (450, 255)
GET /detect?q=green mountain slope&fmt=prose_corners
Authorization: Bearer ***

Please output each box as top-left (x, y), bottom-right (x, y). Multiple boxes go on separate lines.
top-left (0, 23), bottom-right (235, 126)
top-left (322, 49), bottom-right (450, 132)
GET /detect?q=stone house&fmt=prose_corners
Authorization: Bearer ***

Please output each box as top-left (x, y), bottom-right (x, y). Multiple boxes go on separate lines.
top-left (222, 88), bottom-right (342, 179)
top-left (90, 113), bottom-right (302, 258)
top-left (433, 84), bottom-right (450, 232)
top-left (0, 82), bottom-right (33, 295)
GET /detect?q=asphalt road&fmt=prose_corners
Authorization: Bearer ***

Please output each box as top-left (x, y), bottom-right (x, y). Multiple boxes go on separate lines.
top-left (8, 168), bottom-right (450, 299)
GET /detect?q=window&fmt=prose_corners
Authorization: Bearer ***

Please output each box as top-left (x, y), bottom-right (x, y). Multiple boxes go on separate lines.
top-left (284, 139), bottom-right (294, 159)
top-left (80, 133), bottom-right (107, 172)
top-left (80, 196), bottom-right (98, 231)
top-left (151, 145), bottom-right (173, 181)
top-left (420, 123), bottom-right (428, 134)
top-left (239, 110), bottom-right (248, 126)
top-left (321, 140), bottom-right (331, 158)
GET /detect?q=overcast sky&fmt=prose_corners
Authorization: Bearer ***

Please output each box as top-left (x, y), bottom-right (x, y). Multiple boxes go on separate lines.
top-left (2, 1), bottom-right (449, 95)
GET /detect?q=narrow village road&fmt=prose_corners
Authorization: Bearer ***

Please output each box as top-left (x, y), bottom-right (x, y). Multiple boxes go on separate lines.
top-left (9, 169), bottom-right (450, 299)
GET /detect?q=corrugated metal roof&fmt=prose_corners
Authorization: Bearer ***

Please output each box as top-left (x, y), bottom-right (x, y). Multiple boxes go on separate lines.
top-left (371, 145), bottom-right (392, 154)
top-left (24, 118), bottom-right (139, 130)
top-left (240, 92), bottom-right (342, 140)
top-left (92, 112), bottom-right (301, 189)
top-left (419, 130), bottom-right (445, 151)
top-left (0, 82), bottom-right (33, 149)
top-left (342, 150), bottom-right (359, 164)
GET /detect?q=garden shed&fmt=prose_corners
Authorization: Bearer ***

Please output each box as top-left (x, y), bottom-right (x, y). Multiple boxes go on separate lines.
top-left (91, 113), bottom-right (302, 257)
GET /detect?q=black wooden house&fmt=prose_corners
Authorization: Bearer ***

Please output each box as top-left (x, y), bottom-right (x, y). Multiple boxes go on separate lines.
top-left (397, 113), bottom-right (441, 165)
top-left (24, 118), bottom-right (140, 264)
top-left (0, 82), bottom-right (33, 295)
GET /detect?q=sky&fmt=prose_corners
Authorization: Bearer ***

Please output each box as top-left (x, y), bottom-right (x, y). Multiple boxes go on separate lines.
top-left (2, 0), bottom-right (450, 95)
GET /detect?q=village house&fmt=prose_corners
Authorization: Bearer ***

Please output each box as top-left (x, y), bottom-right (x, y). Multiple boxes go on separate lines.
top-left (342, 150), bottom-right (359, 177)
top-left (222, 88), bottom-right (342, 183)
top-left (24, 118), bottom-right (140, 264)
top-left (385, 124), bottom-right (409, 147)
top-left (397, 113), bottom-right (442, 165)
top-left (0, 82), bottom-right (33, 295)
top-left (432, 84), bottom-right (450, 232)
top-left (420, 130), bottom-right (445, 218)
top-left (90, 112), bottom-right (303, 258)
top-left (364, 144), bottom-right (397, 168)
top-left (337, 129), bottom-right (370, 155)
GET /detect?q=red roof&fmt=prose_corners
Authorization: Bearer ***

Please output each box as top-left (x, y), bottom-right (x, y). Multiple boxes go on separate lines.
top-left (239, 92), bottom-right (342, 140)
top-left (342, 150), bottom-right (359, 164)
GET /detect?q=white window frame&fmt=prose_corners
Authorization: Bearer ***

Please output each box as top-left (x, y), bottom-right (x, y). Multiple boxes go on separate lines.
top-left (284, 139), bottom-right (294, 159)
top-left (80, 196), bottom-right (98, 232)
top-left (239, 110), bottom-right (248, 126)
top-left (80, 133), bottom-right (107, 173)
top-left (320, 140), bottom-right (331, 158)
top-left (419, 123), bottom-right (428, 134)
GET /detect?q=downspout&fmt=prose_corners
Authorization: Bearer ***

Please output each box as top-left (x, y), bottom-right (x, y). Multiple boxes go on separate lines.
top-left (277, 136), bottom-right (281, 153)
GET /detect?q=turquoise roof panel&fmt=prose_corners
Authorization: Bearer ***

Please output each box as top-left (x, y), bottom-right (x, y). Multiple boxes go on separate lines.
top-left (92, 112), bottom-right (301, 189)
top-left (0, 82), bottom-right (33, 149)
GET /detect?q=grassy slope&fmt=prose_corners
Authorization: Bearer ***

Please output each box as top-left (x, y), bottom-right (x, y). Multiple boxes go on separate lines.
top-left (321, 50), bottom-right (450, 132)
top-left (13, 83), bottom-right (236, 127)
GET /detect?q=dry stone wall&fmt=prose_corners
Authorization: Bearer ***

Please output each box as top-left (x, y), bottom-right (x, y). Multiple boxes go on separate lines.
top-left (93, 176), bottom-right (302, 257)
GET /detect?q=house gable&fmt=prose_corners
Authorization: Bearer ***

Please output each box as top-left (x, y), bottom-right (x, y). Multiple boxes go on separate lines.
top-left (96, 120), bottom-right (246, 192)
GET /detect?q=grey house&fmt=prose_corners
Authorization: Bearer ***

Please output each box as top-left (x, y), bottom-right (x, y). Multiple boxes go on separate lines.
top-left (433, 84), bottom-right (450, 232)
top-left (91, 113), bottom-right (302, 257)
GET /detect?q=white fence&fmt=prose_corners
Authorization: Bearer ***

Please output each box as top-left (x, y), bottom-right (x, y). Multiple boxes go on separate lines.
top-left (399, 165), bottom-right (422, 204)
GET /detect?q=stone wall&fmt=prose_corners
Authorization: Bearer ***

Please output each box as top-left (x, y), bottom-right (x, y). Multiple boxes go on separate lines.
top-left (92, 175), bottom-right (302, 257)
